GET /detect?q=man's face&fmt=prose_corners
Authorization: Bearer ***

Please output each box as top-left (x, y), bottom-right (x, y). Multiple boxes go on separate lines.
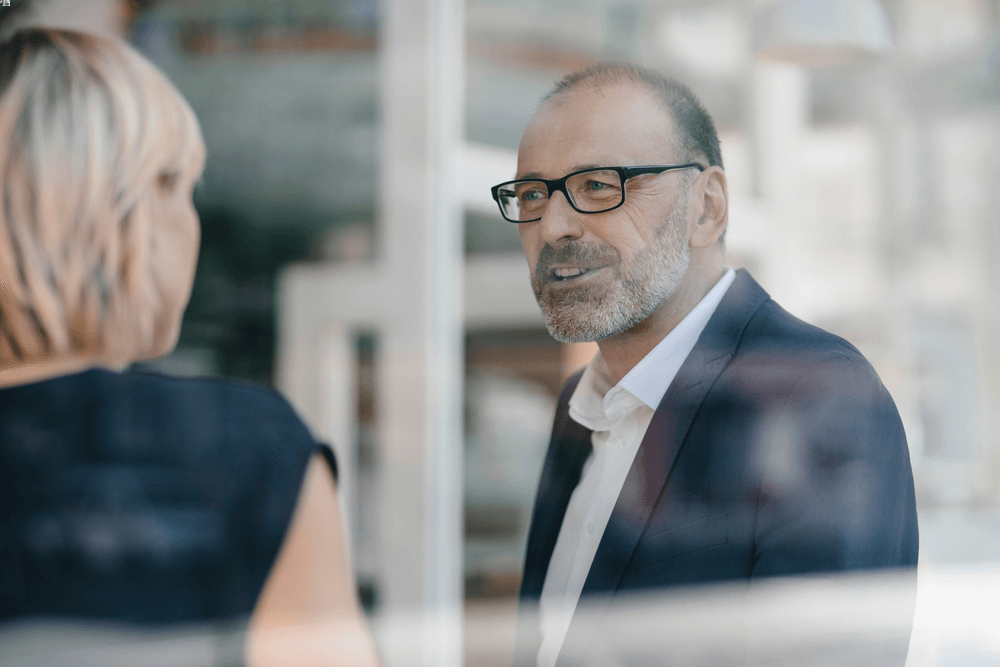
top-left (516, 83), bottom-right (694, 343)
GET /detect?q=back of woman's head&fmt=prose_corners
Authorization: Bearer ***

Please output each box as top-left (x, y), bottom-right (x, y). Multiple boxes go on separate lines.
top-left (0, 29), bottom-right (205, 370)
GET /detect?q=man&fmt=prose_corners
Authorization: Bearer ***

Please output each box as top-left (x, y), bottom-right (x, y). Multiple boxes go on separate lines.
top-left (491, 64), bottom-right (919, 667)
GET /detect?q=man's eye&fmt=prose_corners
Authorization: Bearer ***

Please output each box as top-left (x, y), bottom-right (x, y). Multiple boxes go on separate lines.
top-left (586, 180), bottom-right (609, 190)
top-left (522, 189), bottom-right (546, 201)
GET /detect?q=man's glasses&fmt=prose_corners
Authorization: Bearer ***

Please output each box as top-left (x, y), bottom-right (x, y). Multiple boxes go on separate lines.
top-left (490, 163), bottom-right (705, 224)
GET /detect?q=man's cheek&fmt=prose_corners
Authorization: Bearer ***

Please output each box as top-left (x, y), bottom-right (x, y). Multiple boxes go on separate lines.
top-left (518, 231), bottom-right (538, 263)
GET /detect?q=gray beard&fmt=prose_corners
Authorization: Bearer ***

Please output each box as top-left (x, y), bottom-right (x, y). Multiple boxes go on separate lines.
top-left (531, 203), bottom-right (691, 343)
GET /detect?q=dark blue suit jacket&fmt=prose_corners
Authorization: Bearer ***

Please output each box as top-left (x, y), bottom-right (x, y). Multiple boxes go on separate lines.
top-left (517, 269), bottom-right (919, 666)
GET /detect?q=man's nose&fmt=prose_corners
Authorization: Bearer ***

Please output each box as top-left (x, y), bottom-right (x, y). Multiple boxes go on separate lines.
top-left (536, 191), bottom-right (584, 245)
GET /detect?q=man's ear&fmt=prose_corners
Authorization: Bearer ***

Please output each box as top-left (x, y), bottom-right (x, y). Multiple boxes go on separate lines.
top-left (690, 166), bottom-right (728, 249)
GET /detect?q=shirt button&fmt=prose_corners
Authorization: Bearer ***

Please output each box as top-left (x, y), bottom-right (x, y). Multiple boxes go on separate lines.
top-left (587, 521), bottom-right (596, 534)
top-left (611, 438), bottom-right (624, 451)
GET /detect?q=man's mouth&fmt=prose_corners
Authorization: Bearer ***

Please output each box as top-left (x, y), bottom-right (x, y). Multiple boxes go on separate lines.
top-left (549, 266), bottom-right (602, 282)
top-left (533, 241), bottom-right (620, 290)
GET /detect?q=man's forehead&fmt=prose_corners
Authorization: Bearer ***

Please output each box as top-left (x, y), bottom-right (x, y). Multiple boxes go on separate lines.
top-left (516, 82), bottom-right (676, 177)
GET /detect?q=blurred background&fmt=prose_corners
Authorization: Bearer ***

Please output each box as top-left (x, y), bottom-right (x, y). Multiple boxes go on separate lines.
top-left (2, 0), bottom-right (999, 665)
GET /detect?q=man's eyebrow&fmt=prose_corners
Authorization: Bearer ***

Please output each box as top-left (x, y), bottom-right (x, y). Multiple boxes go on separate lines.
top-left (570, 163), bottom-right (606, 173)
top-left (514, 164), bottom-right (610, 180)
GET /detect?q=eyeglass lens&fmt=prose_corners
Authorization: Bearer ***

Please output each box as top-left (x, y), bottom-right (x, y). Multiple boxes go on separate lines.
top-left (497, 169), bottom-right (623, 221)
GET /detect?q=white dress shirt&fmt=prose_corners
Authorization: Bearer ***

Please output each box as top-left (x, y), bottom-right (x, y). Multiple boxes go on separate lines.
top-left (536, 267), bottom-right (737, 667)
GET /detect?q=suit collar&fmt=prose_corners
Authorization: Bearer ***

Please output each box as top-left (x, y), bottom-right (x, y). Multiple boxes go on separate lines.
top-left (555, 268), bottom-right (770, 666)
top-left (618, 266), bottom-right (737, 409)
top-left (697, 268), bottom-right (770, 363)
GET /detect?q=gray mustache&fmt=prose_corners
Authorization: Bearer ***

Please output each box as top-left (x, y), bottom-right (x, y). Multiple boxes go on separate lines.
top-left (534, 242), bottom-right (620, 285)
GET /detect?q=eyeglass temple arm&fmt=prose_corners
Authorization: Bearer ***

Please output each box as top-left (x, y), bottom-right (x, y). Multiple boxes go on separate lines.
top-left (621, 163), bottom-right (706, 179)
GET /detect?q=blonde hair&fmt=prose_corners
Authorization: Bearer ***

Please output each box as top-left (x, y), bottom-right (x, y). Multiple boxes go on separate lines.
top-left (0, 29), bottom-right (205, 368)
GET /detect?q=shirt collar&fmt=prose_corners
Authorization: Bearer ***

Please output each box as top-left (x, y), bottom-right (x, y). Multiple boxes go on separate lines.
top-left (567, 353), bottom-right (645, 433)
top-left (568, 267), bottom-right (737, 427)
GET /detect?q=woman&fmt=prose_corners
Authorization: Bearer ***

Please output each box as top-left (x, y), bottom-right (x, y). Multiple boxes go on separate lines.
top-left (0, 29), bottom-right (377, 666)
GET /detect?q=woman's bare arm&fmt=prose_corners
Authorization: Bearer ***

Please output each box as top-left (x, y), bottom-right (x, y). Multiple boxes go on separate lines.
top-left (246, 454), bottom-right (380, 667)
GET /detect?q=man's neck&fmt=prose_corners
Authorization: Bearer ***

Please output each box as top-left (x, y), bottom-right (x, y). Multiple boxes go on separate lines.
top-left (597, 264), bottom-right (726, 386)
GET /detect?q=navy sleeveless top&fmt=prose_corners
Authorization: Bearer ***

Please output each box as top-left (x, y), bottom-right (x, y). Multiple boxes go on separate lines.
top-left (0, 368), bottom-right (328, 624)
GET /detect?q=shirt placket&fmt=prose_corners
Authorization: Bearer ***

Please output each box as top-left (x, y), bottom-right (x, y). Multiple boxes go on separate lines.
top-left (570, 398), bottom-right (635, 586)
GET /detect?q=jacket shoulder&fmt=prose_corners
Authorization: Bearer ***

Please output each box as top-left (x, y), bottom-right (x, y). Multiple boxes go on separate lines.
top-left (728, 298), bottom-right (892, 406)
top-left (742, 299), bottom-right (875, 366)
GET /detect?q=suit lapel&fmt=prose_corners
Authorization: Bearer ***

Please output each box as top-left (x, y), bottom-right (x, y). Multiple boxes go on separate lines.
top-left (520, 410), bottom-right (594, 602)
top-left (556, 269), bottom-right (770, 667)
top-left (515, 371), bottom-right (594, 666)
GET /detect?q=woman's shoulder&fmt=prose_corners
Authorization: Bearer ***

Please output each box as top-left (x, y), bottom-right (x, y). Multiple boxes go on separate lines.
top-left (105, 368), bottom-right (319, 461)
top-left (122, 368), bottom-right (308, 425)
top-left (1, 366), bottom-right (322, 482)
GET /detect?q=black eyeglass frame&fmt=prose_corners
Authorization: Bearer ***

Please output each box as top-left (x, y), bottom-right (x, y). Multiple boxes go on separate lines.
top-left (490, 163), bottom-right (706, 223)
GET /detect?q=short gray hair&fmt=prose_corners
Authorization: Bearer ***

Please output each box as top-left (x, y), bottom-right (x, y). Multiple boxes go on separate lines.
top-left (545, 62), bottom-right (723, 170)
